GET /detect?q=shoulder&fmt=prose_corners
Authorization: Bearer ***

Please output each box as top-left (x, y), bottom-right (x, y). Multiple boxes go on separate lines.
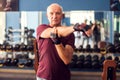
top-left (38, 24), bottom-right (49, 28)
top-left (37, 24), bottom-right (50, 30)
top-left (64, 33), bottom-right (75, 39)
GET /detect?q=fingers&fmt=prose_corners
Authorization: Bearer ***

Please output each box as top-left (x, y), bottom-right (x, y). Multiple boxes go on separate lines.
top-left (50, 27), bottom-right (61, 44)
top-left (50, 27), bottom-right (56, 38)
top-left (85, 29), bottom-right (92, 37)
top-left (51, 27), bottom-right (57, 34)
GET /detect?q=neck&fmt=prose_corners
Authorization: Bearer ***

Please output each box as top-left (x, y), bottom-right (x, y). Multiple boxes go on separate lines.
top-left (49, 24), bottom-right (61, 27)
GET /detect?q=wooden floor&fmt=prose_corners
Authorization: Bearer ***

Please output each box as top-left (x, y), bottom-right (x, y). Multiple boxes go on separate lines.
top-left (0, 68), bottom-right (120, 80)
top-left (0, 68), bottom-right (36, 80)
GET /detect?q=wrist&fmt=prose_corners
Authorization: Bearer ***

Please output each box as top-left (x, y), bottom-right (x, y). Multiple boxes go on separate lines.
top-left (50, 32), bottom-right (61, 45)
top-left (53, 38), bottom-right (61, 45)
top-left (54, 40), bottom-right (61, 45)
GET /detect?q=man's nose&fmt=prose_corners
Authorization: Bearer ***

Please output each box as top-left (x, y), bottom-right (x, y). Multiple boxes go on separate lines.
top-left (52, 14), bottom-right (57, 18)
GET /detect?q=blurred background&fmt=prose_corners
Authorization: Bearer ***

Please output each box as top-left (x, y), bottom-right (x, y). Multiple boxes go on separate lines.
top-left (0, 0), bottom-right (120, 80)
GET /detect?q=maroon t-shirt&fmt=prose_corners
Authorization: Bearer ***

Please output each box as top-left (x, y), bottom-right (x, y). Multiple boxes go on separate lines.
top-left (36, 24), bottom-right (75, 80)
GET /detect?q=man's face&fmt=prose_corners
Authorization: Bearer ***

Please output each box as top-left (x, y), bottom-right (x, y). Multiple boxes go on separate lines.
top-left (47, 5), bottom-right (63, 27)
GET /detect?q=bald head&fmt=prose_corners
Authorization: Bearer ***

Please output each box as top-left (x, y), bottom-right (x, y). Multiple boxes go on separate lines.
top-left (47, 3), bottom-right (63, 13)
top-left (46, 3), bottom-right (64, 26)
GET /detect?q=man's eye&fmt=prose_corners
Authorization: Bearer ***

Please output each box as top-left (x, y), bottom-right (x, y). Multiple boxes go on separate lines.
top-left (56, 13), bottom-right (61, 15)
top-left (50, 13), bottom-right (53, 15)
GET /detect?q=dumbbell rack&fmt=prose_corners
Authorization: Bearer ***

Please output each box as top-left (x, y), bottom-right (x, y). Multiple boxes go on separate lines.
top-left (69, 40), bottom-right (120, 80)
top-left (0, 44), bottom-right (35, 68)
top-left (5, 26), bottom-right (29, 45)
top-left (1, 40), bottom-right (120, 80)
top-left (0, 26), bottom-right (35, 68)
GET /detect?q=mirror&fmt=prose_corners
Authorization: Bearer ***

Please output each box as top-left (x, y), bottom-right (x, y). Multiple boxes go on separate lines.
top-left (0, 11), bottom-right (120, 48)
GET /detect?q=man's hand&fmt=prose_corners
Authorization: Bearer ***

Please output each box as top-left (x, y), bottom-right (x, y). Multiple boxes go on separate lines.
top-left (73, 23), bottom-right (91, 37)
top-left (85, 29), bottom-right (92, 37)
top-left (50, 27), bottom-right (61, 44)
top-left (73, 23), bottom-right (83, 31)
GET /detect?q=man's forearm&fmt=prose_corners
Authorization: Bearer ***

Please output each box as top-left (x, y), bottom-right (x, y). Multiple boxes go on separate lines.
top-left (40, 26), bottom-right (74, 38)
top-left (55, 44), bottom-right (73, 65)
top-left (41, 23), bottom-right (89, 38)
top-left (56, 26), bottom-right (74, 37)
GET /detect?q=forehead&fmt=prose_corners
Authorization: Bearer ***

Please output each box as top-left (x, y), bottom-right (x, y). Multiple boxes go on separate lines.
top-left (47, 5), bottom-right (62, 13)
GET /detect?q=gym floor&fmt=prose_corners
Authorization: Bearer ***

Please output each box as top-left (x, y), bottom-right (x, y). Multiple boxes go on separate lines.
top-left (0, 68), bottom-right (36, 80)
top-left (1, 68), bottom-right (120, 80)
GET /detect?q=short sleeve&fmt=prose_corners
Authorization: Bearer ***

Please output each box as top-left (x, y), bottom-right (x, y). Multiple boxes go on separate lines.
top-left (67, 33), bottom-right (75, 49)
top-left (36, 24), bottom-right (49, 40)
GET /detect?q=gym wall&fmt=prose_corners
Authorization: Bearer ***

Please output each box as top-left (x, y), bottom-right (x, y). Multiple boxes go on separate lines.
top-left (19, 0), bottom-right (110, 11)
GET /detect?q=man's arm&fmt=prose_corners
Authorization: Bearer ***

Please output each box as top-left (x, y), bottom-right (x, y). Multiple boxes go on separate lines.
top-left (40, 26), bottom-right (74, 38)
top-left (40, 24), bottom-right (90, 65)
top-left (40, 26), bottom-right (74, 65)
top-left (55, 44), bottom-right (74, 65)
top-left (40, 24), bottom-right (92, 38)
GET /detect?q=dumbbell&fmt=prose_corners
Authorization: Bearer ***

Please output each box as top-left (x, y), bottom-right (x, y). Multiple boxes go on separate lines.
top-left (76, 60), bottom-right (84, 69)
top-left (27, 29), bottom-right (35, 41)
top-left (93, 44), bottom-right (100, 53)
top-left (85, 55), bottom-right (92, 61)
top-left (0, 60), bottom-right (4, 67)
top-left (25, 59), bottom-right (33, 67)
top-left (92, 55), bottom-right (100, 69)
top-left (74, 47), bottom-right (78, 52)
top-left (76, 55), bottom-right (85, 69)
top-left (73, 23), bottom-right (91, 37)
top-left (83, 55), bottom-right (92, 68)
top-left (13, 44), bottom-right (20, 51)
top-left (78, 45), bottom-right (84, 52)
top-left (72, 54), bottom-right (78, 62)
top-left (4, 58), bottom-right (12, 66)
top-left (26, 44), bottom-right (34, 51)
top-left (114, 56), bottom-right (119, 62)
top-left (117, 61), bottom-right (120, 69)
top-left (16, 53), bottom-right (23, 59)
top-left (106, 55), bottom-right (113, 60)
top-left (78, 55), bottom-right (85, 62)
top-left (6, 44), bottom-right (13, 51)
top-left (92, 60), bottom-right (100, 69)
top-left (18, 59), bottom-right (26, 68)
top-left (23, 53), bottom-right (29, 59)
top-left (28, 29), bottom-right (35, 36)
top-left (11, 58), bottom-right (19, 66)
top-left (24, 27), bottom-right (28, 34)
top-left (115, 43), bottom-right (120, 53)
top-left (20, 44), bottom-right (27, 51)
top-left (114, 56), bottom-right (119, 68)
top-left (106, 43), bottom-right (116, 53)
top-left (69, 54), bottom-right (78, 68)
top-left (27, 35), bottom-right (35, 40)
top-left (8, 27), bottom-right (23, 32)
top-left (69, 60), bottom-right (76, 69)
top-left (116, 46), bottom-right (120, 53)
top-left (92, 55), bottom-right (99, 61)
top-left (85, 44), bottom-right (92, 53)
top-left (0, 44), bottom-right (6, 51)
top-left (5, 34), bottom-right (9, 38)
top-left (8, 27), bottom-right (13, 34)
top-left (99, 55), bottom-right (105, 68)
